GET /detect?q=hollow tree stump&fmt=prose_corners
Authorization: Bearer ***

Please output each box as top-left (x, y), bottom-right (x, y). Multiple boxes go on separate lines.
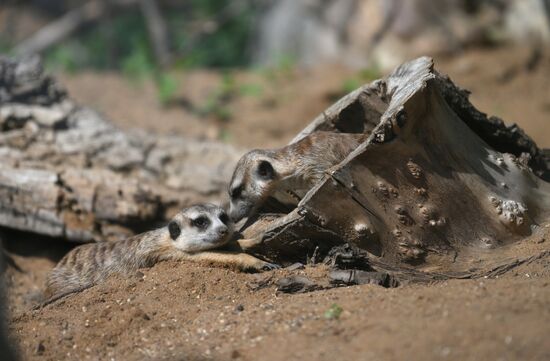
top-left (239, 57), bottom-right (550, 279)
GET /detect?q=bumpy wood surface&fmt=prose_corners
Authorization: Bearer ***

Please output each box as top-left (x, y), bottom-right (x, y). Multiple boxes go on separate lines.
top-left (241, 57), bottom-right (550, 278)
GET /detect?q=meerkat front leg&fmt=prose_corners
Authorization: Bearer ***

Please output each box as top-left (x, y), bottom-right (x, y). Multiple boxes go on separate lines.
top-left (182, 251), bottom-right (279, 272)
top-left (236, 237), bottom-right (263, 250)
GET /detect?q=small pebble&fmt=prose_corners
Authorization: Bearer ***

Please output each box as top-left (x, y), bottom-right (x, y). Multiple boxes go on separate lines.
top-left (35, 341), bottom-right (45, 355)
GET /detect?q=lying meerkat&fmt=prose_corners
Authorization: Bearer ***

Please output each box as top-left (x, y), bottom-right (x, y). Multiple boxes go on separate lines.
top-left (42, 204), bottom-right (277, 306)
top-left (228, 131), bottom-right (367, 222)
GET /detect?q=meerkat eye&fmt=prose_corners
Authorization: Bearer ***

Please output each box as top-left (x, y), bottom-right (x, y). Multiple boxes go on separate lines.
top-left (219, 211), bottom-right (229, 225)
top-left (257, 160), bottom-right (274, 180)
top-left (229, 184), bottom-right (243, 199)
top-left (192, 216), bottom-right (210, 230)
top-left (168, 221), bottom-right (181, 240)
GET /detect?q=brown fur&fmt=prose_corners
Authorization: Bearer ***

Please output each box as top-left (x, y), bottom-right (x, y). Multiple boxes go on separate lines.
top-left (41, 205), bottom-right (276, 307)
top-left (229, 131), bottom-right (367, 221)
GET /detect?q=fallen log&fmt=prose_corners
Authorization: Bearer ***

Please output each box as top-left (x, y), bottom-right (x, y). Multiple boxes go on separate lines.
top-left (0, 56), bottom-right (240, 242)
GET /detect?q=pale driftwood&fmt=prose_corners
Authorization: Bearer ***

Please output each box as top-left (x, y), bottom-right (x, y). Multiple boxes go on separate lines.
top-left (240, 57), bottom-right (550, 280)
top-left (0, 56), bottom-right (241, 242)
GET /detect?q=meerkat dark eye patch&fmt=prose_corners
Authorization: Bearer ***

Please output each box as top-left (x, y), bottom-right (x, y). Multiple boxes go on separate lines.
top-left (192, 216), bottom-right (210, 230)
top-left (168, 221), bottom-right (181, 240)
top-left (257, 160), bottom-right (274, 180)
top-left (219, 211), bottom-right (229, 225)
top-left (229, 184), bottom-right (243, 199)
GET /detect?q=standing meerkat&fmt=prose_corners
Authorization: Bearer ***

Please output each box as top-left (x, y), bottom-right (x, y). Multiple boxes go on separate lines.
top-left (43, 204), bottom-right (277, 305)
top-left (228, 131), bottom-right (367, 222)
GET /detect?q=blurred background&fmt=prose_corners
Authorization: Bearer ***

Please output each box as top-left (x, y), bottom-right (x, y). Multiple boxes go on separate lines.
top-left (1, 0), bottom-right (549, 148)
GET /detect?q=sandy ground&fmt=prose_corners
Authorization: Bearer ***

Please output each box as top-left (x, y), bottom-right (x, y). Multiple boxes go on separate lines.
top-left (7, 226), bottom-right (550, 361)
top-left (4, 45), bottom-right (550, 360)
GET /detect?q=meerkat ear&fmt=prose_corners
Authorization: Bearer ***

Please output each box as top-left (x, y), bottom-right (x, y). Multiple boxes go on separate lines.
top-left (168, 221), bottom-right (181, 240)
top-left (257, 160), bottom-right (274, 180)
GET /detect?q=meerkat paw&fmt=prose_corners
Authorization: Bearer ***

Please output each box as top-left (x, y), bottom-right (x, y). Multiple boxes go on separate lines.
top-left (236, 237), bottom-right (263, 250)
top-left (246, 258), bottom-right (281, 272)
top-left (182, 251), bottom-right (279, 272)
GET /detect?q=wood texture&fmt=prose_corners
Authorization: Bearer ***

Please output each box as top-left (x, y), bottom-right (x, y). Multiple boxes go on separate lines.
top-left (240, 57), bottom-right (550, 279)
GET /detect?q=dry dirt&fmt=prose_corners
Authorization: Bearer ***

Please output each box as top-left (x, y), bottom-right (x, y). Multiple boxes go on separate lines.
top-left (6, 227), bottom-right (550, 361)
top-left (4, 45), bottom-right (550, 361)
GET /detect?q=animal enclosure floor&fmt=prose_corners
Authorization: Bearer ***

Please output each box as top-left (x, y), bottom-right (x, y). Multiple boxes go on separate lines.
top-left (5, 45), bottom-right (550, 361)
top-left (7, 225), bottom-right (550, 361)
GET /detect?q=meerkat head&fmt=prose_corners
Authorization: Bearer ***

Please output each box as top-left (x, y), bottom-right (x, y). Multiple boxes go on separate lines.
top-left (166, 204), bottom-right (233, 253)
top-left (228, 149), bottom-right (280, 222)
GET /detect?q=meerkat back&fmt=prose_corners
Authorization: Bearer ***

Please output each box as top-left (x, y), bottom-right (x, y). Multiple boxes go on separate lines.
top-left (44, 241), bottom-right (122, 299)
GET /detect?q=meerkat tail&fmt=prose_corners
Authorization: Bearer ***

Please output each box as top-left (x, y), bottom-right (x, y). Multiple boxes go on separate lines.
top-left (33, 284), bottom-right (94, 310)
top-left (178, 251), bottom-right (277, 271)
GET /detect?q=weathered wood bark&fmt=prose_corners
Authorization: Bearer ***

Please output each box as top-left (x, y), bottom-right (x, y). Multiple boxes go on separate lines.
top-left (240, 57), bottom-right (550, 278)
top-left (0, 56), bottom-right (240, 242)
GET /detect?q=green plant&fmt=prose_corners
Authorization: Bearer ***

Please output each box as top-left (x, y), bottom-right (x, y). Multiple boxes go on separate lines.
top-left (358, 64), bottom-right (382, 82)
top-left (0, 36), bottom-right (12, 55)
top-left (336, 64), bottom-right (383, 97)
top-left (34, 2), bottom-right (259, 104)
top-left (260, 53), bottom-right (298, 83)
top-left (239, 83), bottom-right (263, 97)
top-left (155, 72), bottom-right (179, 104)
top-left (198, 72), bottom-right (237, 121)
top-left (170, 0), bottom-right (256, 68)
top-left (121, 43), bottom-right (154, 80)
top-left (341, 78), bottom-right (362, 94)
top-left (324, 303), bottom-right (343, 320)
top-left (218, 128), bottom-right (233, 142)
top-left (45, 44), bottom-right (80, 73)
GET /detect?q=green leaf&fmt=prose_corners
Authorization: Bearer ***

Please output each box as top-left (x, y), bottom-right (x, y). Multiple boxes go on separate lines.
top-left (324, 303), bottom-right (343, 320)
